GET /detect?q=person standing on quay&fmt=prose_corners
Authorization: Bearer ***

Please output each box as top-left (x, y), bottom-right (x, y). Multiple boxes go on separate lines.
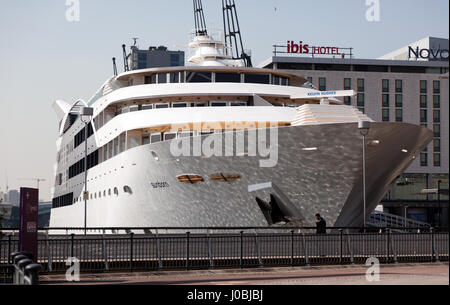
top-left (315, 214), bottom-right (327, 234)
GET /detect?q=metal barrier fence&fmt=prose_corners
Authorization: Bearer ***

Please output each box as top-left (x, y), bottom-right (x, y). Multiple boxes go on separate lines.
top-left (0, 227), bottom-right (448, 274)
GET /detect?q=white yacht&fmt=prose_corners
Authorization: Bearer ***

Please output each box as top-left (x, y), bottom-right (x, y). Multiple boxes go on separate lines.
top-left (49, 4), bottom-right (432, 231)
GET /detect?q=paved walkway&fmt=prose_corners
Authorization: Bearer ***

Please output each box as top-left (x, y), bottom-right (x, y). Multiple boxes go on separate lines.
top-left (40, 263), bottom-right (449, 285)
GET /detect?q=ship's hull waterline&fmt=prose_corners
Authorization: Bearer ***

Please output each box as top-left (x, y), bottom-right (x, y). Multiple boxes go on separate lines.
top-left (49, 122), bottom-right (432, 231)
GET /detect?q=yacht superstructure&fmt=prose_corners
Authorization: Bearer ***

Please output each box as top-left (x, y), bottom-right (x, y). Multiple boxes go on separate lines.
top-left (49, 2), bottom-right (433, 231)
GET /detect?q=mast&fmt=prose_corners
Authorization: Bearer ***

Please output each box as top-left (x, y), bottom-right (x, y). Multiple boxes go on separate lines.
top-left (122, 44), bottom-right (129, 72)
top-left (222, 0), bottom-right (252, 67)
top-left (193, 0), bottom-right (208, 36)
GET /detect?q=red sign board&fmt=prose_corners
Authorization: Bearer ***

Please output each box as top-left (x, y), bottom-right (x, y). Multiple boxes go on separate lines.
top-left (19, 188), bottom-right (39, 260)
top-left (287, 41), bottom-right (341, 55)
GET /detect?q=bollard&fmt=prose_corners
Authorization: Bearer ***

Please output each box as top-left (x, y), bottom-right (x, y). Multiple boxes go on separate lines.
top-left (24, 264), bottom-right (41, 285)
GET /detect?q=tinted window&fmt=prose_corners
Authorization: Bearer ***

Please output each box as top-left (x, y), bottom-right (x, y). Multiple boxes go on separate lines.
top-left (187, 72), bottom-right (212, 83)
top-left (216, 73), bottom-right (241, 83)
top-left (244, 74), bottom-right (270, 84)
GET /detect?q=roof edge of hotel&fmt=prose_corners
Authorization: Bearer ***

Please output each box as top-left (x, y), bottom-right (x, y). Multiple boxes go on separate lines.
top-left (257, 56), bottom-right (449, 68)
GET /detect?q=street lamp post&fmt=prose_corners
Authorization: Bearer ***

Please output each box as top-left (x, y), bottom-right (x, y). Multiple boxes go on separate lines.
top-left (358, 121), bottom-right (371, 230)
top-left (80, 106), bottom-right (94, 235)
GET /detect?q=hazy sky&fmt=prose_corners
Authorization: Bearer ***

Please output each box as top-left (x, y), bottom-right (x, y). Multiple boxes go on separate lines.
top-left (0, 0), bottom-right (448, 201)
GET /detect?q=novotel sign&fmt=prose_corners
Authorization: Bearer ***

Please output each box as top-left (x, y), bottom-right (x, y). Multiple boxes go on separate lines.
top-left (408, 46), bottom-right (449, 61)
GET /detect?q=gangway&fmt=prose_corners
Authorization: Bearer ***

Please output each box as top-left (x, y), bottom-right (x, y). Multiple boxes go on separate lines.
top-left (367, 210), bottom-right (431, 230)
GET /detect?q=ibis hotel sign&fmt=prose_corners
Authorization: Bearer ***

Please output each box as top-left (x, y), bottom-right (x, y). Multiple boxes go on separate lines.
top-left (408, 46), bottom-right (449, 60)
top-left (287, 41), bottom-right (341, 55)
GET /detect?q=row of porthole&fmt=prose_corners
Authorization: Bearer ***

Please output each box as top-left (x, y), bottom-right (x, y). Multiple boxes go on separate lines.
top-left (73, 185), bottom-right (133, 203)
top-left (177, 173), bottom-right (241, 184)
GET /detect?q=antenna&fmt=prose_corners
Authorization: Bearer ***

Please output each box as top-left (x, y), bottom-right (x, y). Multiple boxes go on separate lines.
top-left (132, 37), bottom-right (139, 47)
top-left (193, 0), bottom-right (208, 36)
top-left (112, 57), bottom-right (118, 76)
top-left (122, 44), bottom-right (130, 72)
top-left (222, 0), bottom-right (252, 67)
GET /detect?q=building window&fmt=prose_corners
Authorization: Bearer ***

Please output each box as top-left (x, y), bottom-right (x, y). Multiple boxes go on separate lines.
top-left (344, 96), bottom-right (351, 105)
top-left (434, 154), bottom-right (441, 167)
top-left (433, 81), bottom-right (440, 94)
top-left (382, 109), bottom-right (389, 122)
top-left (344, 78), bottom-right (351, 90)
top-left (433, 110), bottom-right (440, 123)
top-left (420, 153), bottom-right (428, 167)
top-left (433, 139), bottom-right (441, 153)
top-left (382, 94), bottom-right (389, 107)
top-left (395, 94), bottom-right (403, 108)
top-left (357, 93), bottom-right (364, 107)
top-left (433, 95), bottom-right (440, 108)
top-left (420, 95), bottom-right (427, 108)
top-left (357, 79), bottom-right (365, 92)
top-left (420, 80), bottom-right (427, 94)
top-left (395, 109), bottom-right (403, 122)
top-left (420, 109), bottom-right (427, 123)
top-left (433, 124), bottom-right (440, 138)
top-left (319, 77), bottom-right (326, 91)
top-left (395, 80), bottom-right (403, 93)
top-left (382, 79), bottom-right (389, 93)
top-left (307, 77), bottom-right (313, 84)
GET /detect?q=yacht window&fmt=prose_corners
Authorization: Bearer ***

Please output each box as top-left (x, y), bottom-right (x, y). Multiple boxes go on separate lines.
top-left (151, 133), bottom-right (162, 143)
top-left (179, 131), bottom-right (193, 138)
top-left (196, 102), bottom-right (208, 107)
top-left (215, 73), bottom-right (241, 83)
top-left (281, 77), bottom-right (289, 86)
top-left (169, 73), bottom-right (179, 83)
top-left (172, 102), bottom-right (188, 108)
top-left (119, 133), bottom-right (126, 153)
top-left (272, 75), bottom-right (280, 85)
top-left (244, 74), bottom-right (270, 84)
top-left (155, 103), bottom-right (169, 109)
top-left (103, 146), bottom-right (108, 161)
top-left (142, 136), bottom-right (150, 145)
top-left (158, 73), bottom-right (167, 84)
top-left (201, 130), bottom-right (214, 135)
top-left (127, 131), bottom-right (141, 149)
top-left (121, 106), bottom-right (130, 114)
top-left (211, 101), bottom-right (227, 107)
top-left (187, 72), bottom-right (212, 83)
top-left (230, 101), bottom-right (247, 106)
top-left (164, 133), bottom-right (177, 141)
top-left (130, 105), bottom-right (139, 112)
top-left (144, 76), bottom-right (152, 84)
top-left (107, 142), bottom-right (113, 159)
top-left (141, 104), bottom-right (153, 110)
top-left (113, 137), bottom-right (119, 157)
top-left (177, 175), bottom-right (205, 184)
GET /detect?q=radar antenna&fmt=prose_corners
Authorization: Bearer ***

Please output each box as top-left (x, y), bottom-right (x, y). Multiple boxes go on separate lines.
top-left (112, 57), bottom-right (118, 76)
top-left (193, 0), bottom-right (208, 36)
top-left (122, 44), bottom-right (130, 72)
top-left (222, 0), bottom-right (252, 67)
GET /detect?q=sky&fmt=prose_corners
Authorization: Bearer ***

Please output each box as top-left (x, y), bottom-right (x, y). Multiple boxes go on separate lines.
top-left (0, 0), bottom-right (448, 202)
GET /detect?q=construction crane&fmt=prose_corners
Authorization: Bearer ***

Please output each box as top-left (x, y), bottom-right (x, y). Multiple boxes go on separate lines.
top-left (18, 178), bottom-right (46, 190)
top-left (193, 0), bottom-right (208, 36)
top-left (222, 0), bottom-right (252, 67)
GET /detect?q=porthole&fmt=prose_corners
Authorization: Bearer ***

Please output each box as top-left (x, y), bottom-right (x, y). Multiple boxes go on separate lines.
top-left (113, 187), bottom-right (119, 196)
top-left (151, 151), bottom-right (160, 161)
top-left (123, 185), bottom-right (133, 194)
top-left (209, 173), bottom-right (241, 182)
top-left (177, 175), bottom-right (205, 184)
top-left (108, 189), bottom-right (112, 196)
